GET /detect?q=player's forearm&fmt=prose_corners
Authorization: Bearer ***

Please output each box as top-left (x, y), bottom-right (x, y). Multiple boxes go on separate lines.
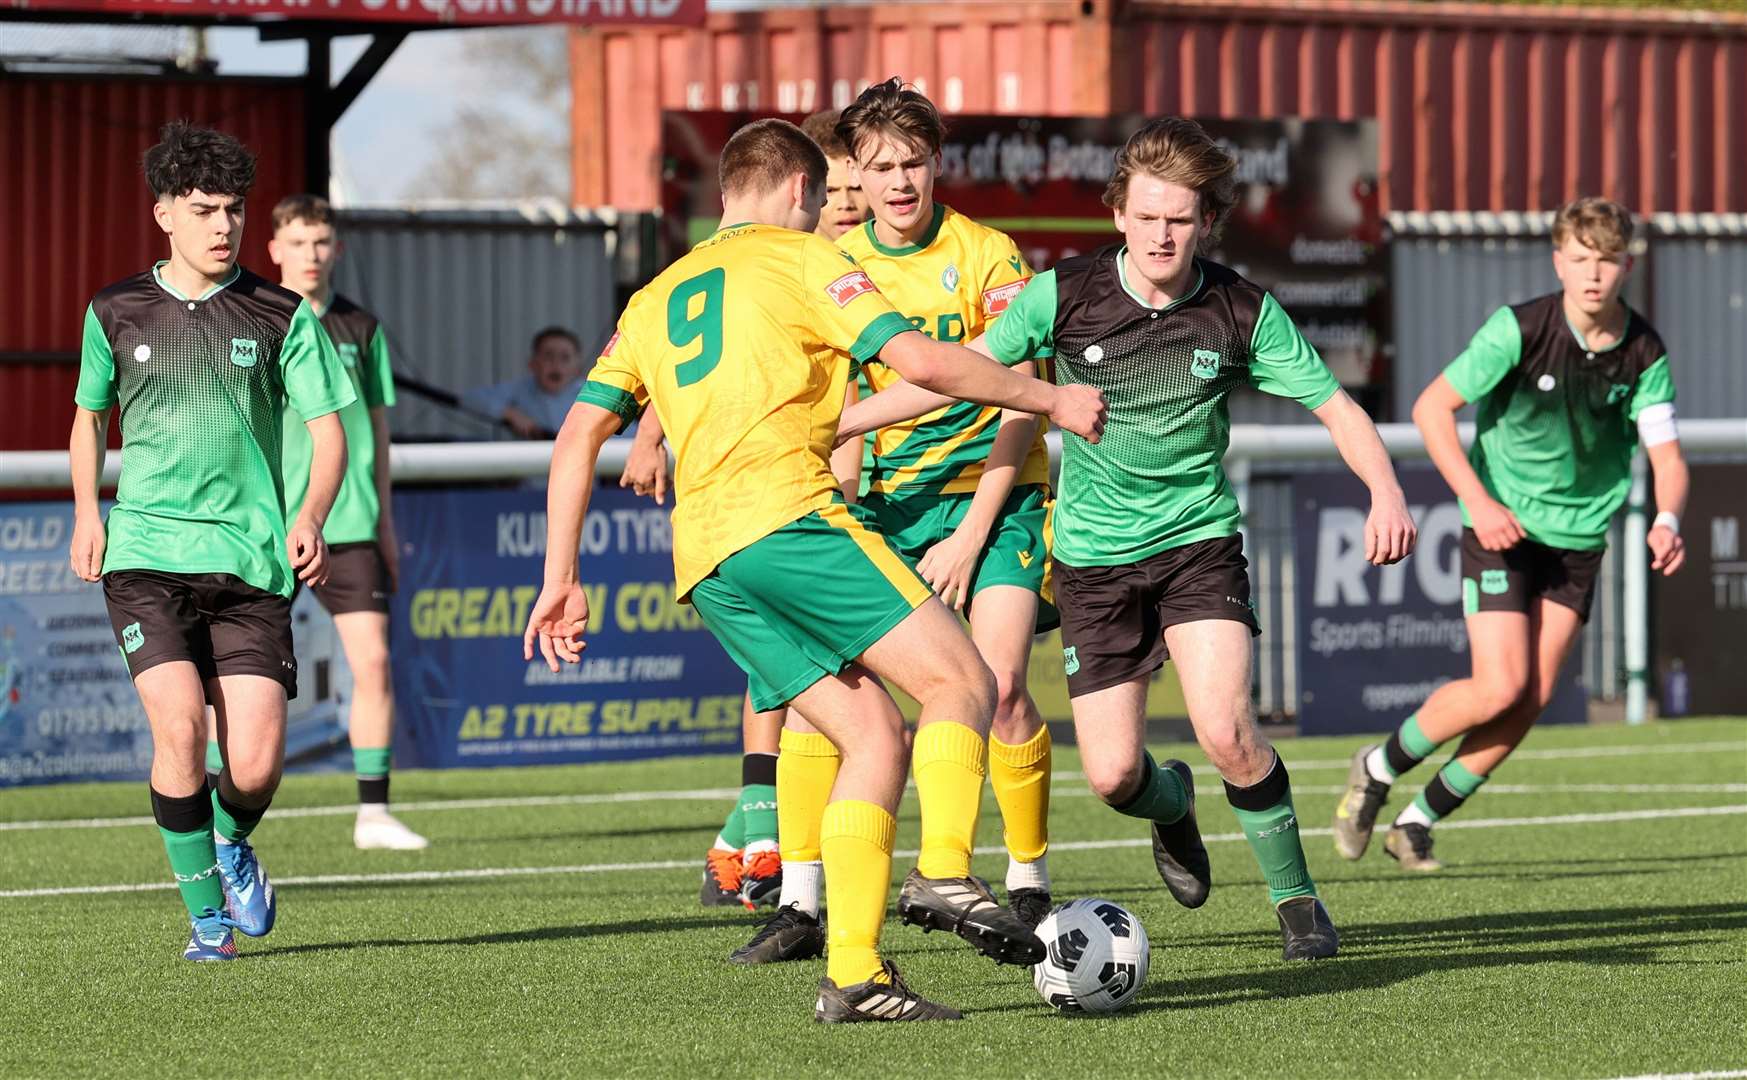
top-left (1648, 442), bottom-right (1690, 519)
top-left (961, 410), bottom-right (1039, 538)
top-left (1413, 388), bottom-right (1491, 506)
top-left (632, 407), bottom-right (666, 449)
top-left (543, 406), bottom-right (615, 585)
top-left (68, 408), bottom-right (109, 518)
top-left (370, 407), bottom-right (394, 531)
top-left (883, 333), bottom-right (1057, 416)
top-left (1316, 391), bottom-right (1405, 502)
top-left (298, 413), bottom-right (349, 529)
top-left (828, 437), bottom-right (862, 504)
top-left (841, 378), bottom-right (956, 440)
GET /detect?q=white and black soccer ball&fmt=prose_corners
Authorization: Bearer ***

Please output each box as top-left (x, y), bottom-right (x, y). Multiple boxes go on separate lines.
top-left (1031, 898), bottom-right (1150, 1014)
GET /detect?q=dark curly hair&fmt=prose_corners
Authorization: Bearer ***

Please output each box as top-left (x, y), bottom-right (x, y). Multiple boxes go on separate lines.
top-left (143, 120), bottom-right (257, 201)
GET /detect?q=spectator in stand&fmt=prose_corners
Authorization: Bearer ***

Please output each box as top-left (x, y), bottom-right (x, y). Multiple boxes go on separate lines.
top-left (464, 326), bottom-right (588, 438)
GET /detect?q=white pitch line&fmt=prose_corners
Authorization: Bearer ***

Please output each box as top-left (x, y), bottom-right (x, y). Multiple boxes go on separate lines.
top-left (2, 738), bottom-right (1742, 834)
top-left (1, 803), bottom-right (1741, 901)
top-left (1599, 1071), bottom-right (1747, 1080)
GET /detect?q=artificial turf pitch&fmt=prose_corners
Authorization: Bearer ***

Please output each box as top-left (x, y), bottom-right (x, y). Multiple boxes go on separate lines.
top-left (3, 716), bottom-right (1743, 1079)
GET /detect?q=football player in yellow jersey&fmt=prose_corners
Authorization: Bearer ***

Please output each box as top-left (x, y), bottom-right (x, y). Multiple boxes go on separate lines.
top-left (523, 119), bottom-right (1106, 1022)
top-left (619, 109), bottom-right (872, 917)
top-left (766, 79), bottom-right (1062, 935)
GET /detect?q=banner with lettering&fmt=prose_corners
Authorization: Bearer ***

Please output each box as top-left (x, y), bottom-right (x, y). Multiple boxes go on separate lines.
top-left (1292, 465), bottom-right (1586, 734)
top-left (389, 485), bottom-right (746, 768)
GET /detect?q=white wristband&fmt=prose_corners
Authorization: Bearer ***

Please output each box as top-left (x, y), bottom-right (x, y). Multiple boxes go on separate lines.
top-left (1652, 511), bottom-right (1680, 535)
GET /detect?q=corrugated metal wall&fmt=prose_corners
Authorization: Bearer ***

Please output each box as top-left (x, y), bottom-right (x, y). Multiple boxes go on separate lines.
top-left (571, 0), bottom-right (1747, 213)
top-left (0, 73), bottom-right (307, 450)
top-left (1651, 238), bottom-right (1747, 419)
top-left (331, 210), bottom-right (617, 441)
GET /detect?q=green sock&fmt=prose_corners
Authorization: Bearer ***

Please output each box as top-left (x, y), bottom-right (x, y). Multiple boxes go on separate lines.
top-left (212, 787), bottom-right (268, 844)
top-left (205, 740), bottom-right (224, 774)
top-left (739, 783), bottom-right (779, 849)
top-left (1409, 759), bottom-right (1490, 824)
top-left (1225, 757), bottom-right (1317, 905)
top-left (1111, 752), bottom-right (1188, 824)
top-left (160, 826), bottom-right (226, 918)
top-left (716, 802), bottom-right (746, 850)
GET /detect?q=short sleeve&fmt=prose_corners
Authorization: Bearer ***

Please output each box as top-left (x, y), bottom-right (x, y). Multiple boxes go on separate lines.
top-left (983, 270), bottom-right (1058, 364)
top-left (1443, 306), bottom-right (1523, 403)
top-left (801, 235), bottom-right (911, 364)
top-left (576, 319), bottom-right (648, 432)
top-left (282, 299), bottom-right (356, 422)
top-left (1248, 292), bottom-right (1341, 408)
top-left (74, 303), bottom-right (117, 411)
top-left (978, 230), bottom-right (1033, 322)
top-left (1628, 354), bottom-right (1676, 420)
top-left (361, 325), bottom-right (395, 409)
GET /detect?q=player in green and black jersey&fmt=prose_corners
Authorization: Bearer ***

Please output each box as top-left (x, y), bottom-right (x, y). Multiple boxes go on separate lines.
top-left (845, 118), bottom-right (1418, 960)
top-left (1334, 198), bottom-right (1689, 871)
top-left (265, 193), bottom-right (427, 852)
top-left (68, 122), bottom-right (354, 961)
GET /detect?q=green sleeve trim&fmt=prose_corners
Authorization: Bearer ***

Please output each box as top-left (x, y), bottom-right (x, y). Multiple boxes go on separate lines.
top-left (985, 270), bottom-right (1058, 363)
top-left (283, 299), bottom-right (357, 422)
top-left (850, 311), bottom-right (915, 364)
top-left (577, 381), bottom-right (641, 431)
top-left (861, 203), bottom-right (946, 257)
top-left (363, 326), bottom-right (396, 408)
top-left (1443, 306), bottom-right (1523, 403)
top-left (1248, 292), bottom-right (1340, 408)
top-left (1628, 354), bottom-right (1675, 420)
top-left (74, 303), bottom-right (117, 411)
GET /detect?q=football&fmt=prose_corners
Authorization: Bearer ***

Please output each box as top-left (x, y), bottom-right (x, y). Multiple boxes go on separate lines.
top-left (1032, 898), bottom-right (1151, 1014)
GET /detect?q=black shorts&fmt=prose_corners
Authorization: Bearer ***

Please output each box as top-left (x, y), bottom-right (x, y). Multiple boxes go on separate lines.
top-left (103, 570), bottom-right (297, 697)
top-left (1054, 533), bottom-right (1260, 698)
top-left (1460, 527), bottom-right (1605, 623)
top-left (303, 541), bottom-right (392, 616)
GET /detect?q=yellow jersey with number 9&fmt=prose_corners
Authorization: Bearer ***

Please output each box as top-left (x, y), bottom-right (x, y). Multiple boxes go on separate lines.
top-left (580, 222), bottom-right (914, 599)
top-left (837, 204), bottom-right (1050, 497)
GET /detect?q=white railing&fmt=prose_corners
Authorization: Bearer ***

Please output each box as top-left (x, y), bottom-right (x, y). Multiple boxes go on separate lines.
top-left (5, 419), bottom-right (1743, 723)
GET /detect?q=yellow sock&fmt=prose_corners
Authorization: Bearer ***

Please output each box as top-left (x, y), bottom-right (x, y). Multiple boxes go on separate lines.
top-left (989, 725), bottom-right (1051, 864)
top-left (820, 799), bottom-right (896, 988)
top-left (912, 720), bottom-right (987, 880)
top-left (777, 728), bottom-right (840, 863)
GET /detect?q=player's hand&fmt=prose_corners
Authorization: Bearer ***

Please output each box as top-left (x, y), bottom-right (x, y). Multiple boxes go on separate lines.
top-left (619, 437), bottom-right (670, 505)
top-left (1365, 491), bottom-right (1418, 566)
top-left (523, 580), bottom-right (591, 672)
top-left (1648, 524), bottom-right (1685, 575)
top-left (1049, 385), bottom-right (1106, 444)
top-left (377, 518), bottom-right (401, 592)
top-left (1469, 496), bottom-right (1526, 552)
top-left (917, 526), bottom-right (985, 612)
top-left (69, 513), bottom-right (106, 583)
top-left (288, 520), bottom-right (329, 586)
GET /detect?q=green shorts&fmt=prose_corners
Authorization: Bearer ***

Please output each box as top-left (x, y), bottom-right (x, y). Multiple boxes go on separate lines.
top-left (690, 500), bottom-right (932, 712)
top-left (862, 483), bottom-right (1059, 632)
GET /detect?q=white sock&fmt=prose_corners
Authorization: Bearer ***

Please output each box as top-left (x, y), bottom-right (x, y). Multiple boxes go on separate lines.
top-left (1006, 854), bottom-right (1050, 893)
top-left (1395, 801), bottom-right (1434, 828)
top-left (1364, 746), bottom-right (1395, 785)
top-left (711, 835), bottom-right (738, 853)
top-left (742, 838), bottom-right (778, 861)
top-left (779, 860), bottom-right (822, 916)
top-left (357, 802), bottom-right (391, 820)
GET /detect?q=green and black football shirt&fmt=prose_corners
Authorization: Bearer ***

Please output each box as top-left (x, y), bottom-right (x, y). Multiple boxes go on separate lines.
top-left (281, 293), bottom-right (396, 545)
top-left (985, 247), bottom-right (1340, 567)
top-left (1443, 293), bottom-right (1676, 551)
top-left (75, 262), bottom-right (356, 597)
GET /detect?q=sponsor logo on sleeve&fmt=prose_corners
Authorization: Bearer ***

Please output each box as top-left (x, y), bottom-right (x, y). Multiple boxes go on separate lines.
top-left (983, 279), bottom-right (1027, 315)
top-left (826, 271), bottom-right (878, 308)
top-left (601, 330), bottom-right (621, 357)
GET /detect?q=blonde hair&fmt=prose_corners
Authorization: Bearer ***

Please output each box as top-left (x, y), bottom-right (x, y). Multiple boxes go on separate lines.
top-left (1103, 118), bottom-right (1238, 251)
top-left (1551, 197), bottom-right (1635, 256)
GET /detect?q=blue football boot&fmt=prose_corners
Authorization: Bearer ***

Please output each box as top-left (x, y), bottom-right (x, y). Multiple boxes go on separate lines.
top-left (184, 906), bottom-right (240, 962)
top-left (215, 837), bottom-right (276, 937)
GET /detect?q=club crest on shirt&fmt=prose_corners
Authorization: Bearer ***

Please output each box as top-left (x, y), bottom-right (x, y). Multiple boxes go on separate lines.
top-left (1191, 349), bottom-right (1221, 380)
top-left (133, 344), bottom-right (152, 363)
top-left (941, 264), bottom-right (959, 292)
top-left (1606, 383), bottom-right (1631, 405)
top-left (230, 338), bottom-right (259, 368)
top-left (337, 343), bottom-right (360, 368)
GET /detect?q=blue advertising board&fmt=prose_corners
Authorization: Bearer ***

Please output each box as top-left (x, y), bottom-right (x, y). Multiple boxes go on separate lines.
top-left (388, 485), bottom-right (747, 768)
top-left (1292, 465), bottom-right (1586, 735)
